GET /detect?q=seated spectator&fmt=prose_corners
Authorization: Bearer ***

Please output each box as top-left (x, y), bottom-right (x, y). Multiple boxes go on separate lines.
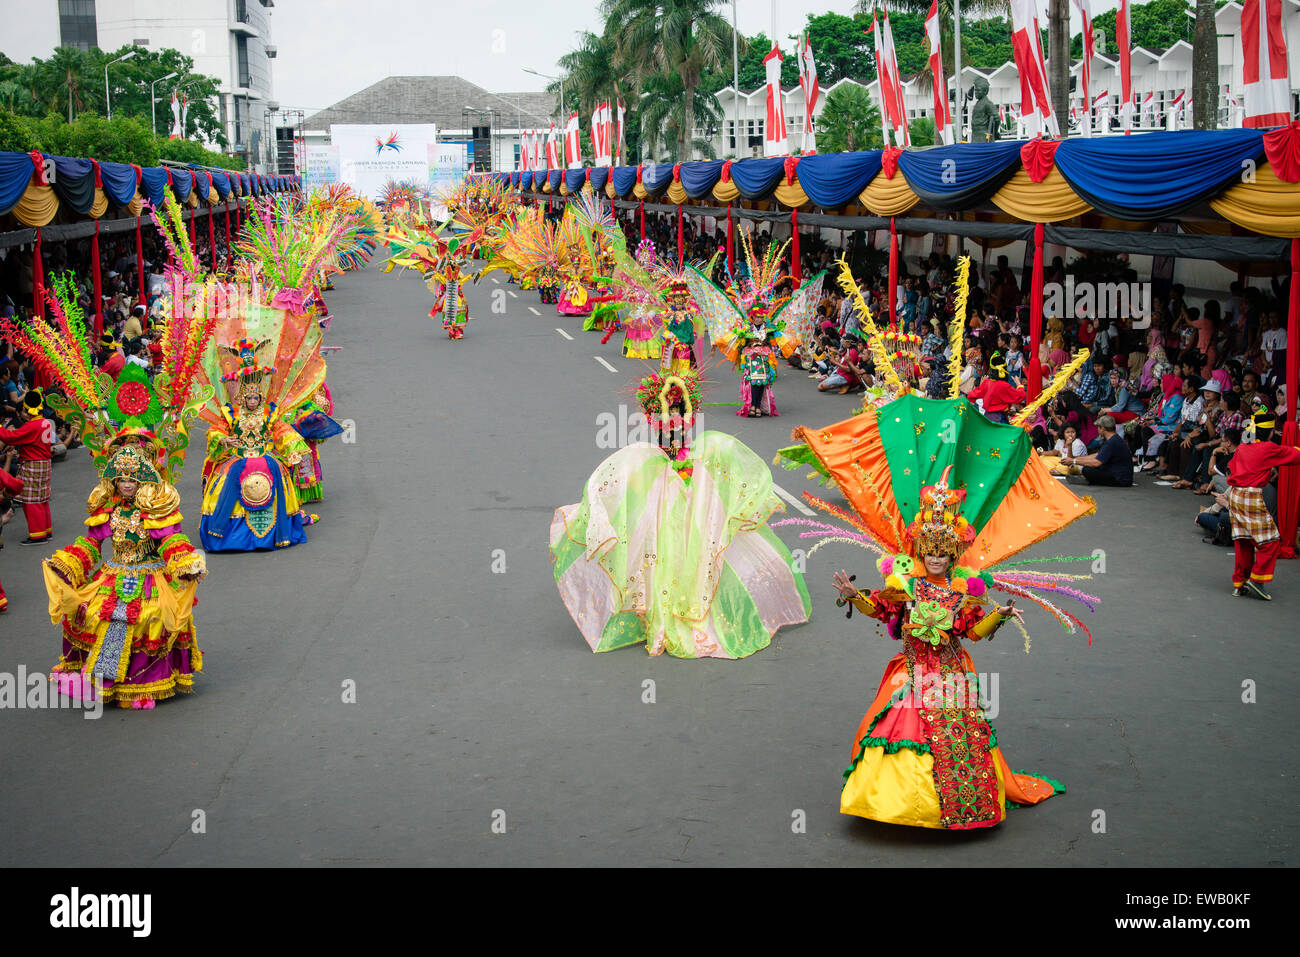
top-left (1063, 415), bottom-right (1133, 487)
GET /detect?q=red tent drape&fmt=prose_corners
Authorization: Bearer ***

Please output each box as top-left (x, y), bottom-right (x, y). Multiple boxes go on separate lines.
top-left (91, 221), bottom-right (102, 339)
top-left (1026, 222), bottom-right (1046, 401)
top-left (887, 217), bottom-right (898, 323)
top-left (676, 204), bottom-right (683, 269)
top-left (726, 204), bottom-right (734, 273)
top-left (224, 204), bottom-right (232, 271)
top-left (791, 208), bottom-right (801, 283)
top-left (32, 227), bottom-right (44, 321)
top-left (135, 215), bottom-right (146, 303)
top-left (208, 208), bottom-right (217, 272)
top-left (638, 199), bottom-right (644, 242)
top-left (1277, 236), bottom-right (1300, 557)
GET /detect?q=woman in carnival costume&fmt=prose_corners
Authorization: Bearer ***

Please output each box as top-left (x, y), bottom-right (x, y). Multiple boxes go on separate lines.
top-left (549, 368), bottom-right (811, 659)
top-left (1, 235), bottom-right (215, 710)
top-left (617, 239), bottom-right (664, 360)
top-left (289, 383), bottom-right (345, 504)
top-left (682, 232), bottom-right (825, 419)
top-left (198, 338), bottom-right (316, 551)
top-left (774, 259), bottom-right (1101, 829)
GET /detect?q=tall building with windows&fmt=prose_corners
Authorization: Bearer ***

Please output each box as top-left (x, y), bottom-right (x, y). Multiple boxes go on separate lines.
top-left (3, 0), bottom-right (279, 171)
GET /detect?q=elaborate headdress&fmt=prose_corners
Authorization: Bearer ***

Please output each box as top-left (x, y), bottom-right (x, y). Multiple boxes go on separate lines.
top-left (21, 389), bottom-right (43, 418)
top-left (904, 466), bottom-right (976, 559)
top-left (101, 442), bottom-right (163, 486)
top-left (1244, 407), bottom-right (1275, 443)
top-left (219, 337), bottom-right (276, 403)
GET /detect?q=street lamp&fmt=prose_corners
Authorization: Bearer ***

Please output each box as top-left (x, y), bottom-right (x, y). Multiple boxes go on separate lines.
top-left (105, 50), bottom-right (137, 121)
top-left (523, 67), bottom-right (564, 121)
top-left (151, 71), bottom-right (179, 135)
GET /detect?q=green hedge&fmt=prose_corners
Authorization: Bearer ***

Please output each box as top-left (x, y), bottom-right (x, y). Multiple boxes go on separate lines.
top-left (0, 110), bottom-right (244, 170)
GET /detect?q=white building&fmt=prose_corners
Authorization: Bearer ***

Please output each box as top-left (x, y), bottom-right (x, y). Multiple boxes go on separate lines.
top-left (705, 1), bottom-right (1300, 156)
top-left (2, 0), bottom-right (279, 171)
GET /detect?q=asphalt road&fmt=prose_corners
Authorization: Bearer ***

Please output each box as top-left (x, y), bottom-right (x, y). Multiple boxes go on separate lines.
top-left (0, 263), bottom-right (1294, 867)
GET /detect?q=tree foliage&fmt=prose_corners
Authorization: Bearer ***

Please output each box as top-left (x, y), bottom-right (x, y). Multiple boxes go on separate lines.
top-left (815, 82), bottom-right (883, 152)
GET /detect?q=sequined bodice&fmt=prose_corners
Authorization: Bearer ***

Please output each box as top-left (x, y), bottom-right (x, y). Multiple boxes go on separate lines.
top-left (230, 410), bottom-right (273, 457)
top-left (110, 504), bottom-right (156, 565)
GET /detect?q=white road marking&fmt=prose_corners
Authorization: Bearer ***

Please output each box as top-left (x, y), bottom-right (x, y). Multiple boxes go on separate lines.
top-left (555, 328), bottom-right (574, 340)
top-left (491, 276), bottom-right (501, 284)
top-left (772, 483), bottom-right (815, 516)
top-left (507, 290), bottom-right (518, 299)
top-left (527, 306), bottom-right (540, 316)
top-left (594, 356), bottom-right (618, 373)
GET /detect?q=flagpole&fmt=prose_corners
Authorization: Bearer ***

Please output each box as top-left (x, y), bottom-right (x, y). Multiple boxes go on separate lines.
top-left (954, 0), bottom-right (963, 141)
top-left (732, 0), bottom-right (739, 158)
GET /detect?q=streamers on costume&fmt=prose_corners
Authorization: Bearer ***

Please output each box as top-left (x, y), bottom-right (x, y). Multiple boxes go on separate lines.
top-left (551, 423), bottom-right (810, 659)
top-left (46, 444), bottom-right (206, 708)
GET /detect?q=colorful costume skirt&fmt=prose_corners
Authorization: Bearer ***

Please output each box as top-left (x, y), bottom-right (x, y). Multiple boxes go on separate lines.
top-left (46, 559), bottom-right (201, 707)
top-left (623, 321), bottom-right (662, 359)
top-left (550, 431), bottom-right (811, 658)
top-left (841, 646), bottom-right (1062, 829)
top-left (557, 288), bottom-right (592, 316)
top-left (293, 409), bottom-right (344, 504)
top-left (199, 454), bottom-right (307, 552)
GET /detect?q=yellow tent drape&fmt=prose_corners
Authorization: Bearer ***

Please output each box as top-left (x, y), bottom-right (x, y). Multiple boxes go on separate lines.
top-left (712, 179), bottom-right (740, 203)
top-left (186, 192), bottom-right (198, 208)
top-left (605, 182), bottom-right (616, 199)
top-left (860, 172), bottom-right (920, 217)
top-left (772, 180), bottom-right (811, 209)
top-left (1209, 162), bottom-right (1300, 239)
top-left (632, 182), bottom-right (649, 200)
top-left (89, 187), bottom-right (109, 218)
top-left (12, 183), bottom-right (59, 226)
top-left (665, 181), bottom-right (687, 205)
top-left (989, 167), bottom-right (1093, 222)
top-left (126, 190), bottom-right (144, 217)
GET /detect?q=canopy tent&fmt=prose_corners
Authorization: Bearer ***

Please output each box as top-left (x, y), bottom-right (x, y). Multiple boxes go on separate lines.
top-left (483, 124), bottom-right (1300, 556)
top-left (0, 149), bottom-right (301, 341)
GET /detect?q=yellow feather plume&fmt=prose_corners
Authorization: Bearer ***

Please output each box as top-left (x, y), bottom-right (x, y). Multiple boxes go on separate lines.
top-left (946, 256), bottom-right (970, 400)
top-left (1011, 348), bottom-right (1092, 427)
top-left (834, 257), bottom-right (903, 394)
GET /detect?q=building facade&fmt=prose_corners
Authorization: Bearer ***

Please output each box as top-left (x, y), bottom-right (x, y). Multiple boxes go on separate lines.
top-left (4, 0), bottom-right (279, 171)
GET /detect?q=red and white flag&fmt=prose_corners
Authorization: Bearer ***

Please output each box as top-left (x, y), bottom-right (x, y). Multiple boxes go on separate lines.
top-left (545, 123), bottom-right (559, 169)
top-left (520, 130), bottom-right (530, 171)
top-left (871, 12), bottom-right (910, 147)
top-left (169, 90), bottom-right (182, 139)
top-left (1241, 0), bottom-right (1292, 128)
top-left (1140, 91), bottom-right (1156, 125)
top-left (564, 111), bottom-right (581, 168)
top-left (1167, 90), bottom-right (1185, 130)
top-left (797, 32), bottom-right (820, 152)
top-left (1073, 0), bottom-right (1096, 135)
top-left (616, 98), bottom-right (626, 165)
top-left (763, 44), bottom-right (788, 156)
top-left (1010, 0), bottom-right (1057, 137)
top-left (924, 1), bottom-right (954, 145)
top-left (590, 103), bottom-right (612, 165)
top-left (1093, 89), bottom-right (1111, 133)
top-left (1116, 0), bottom-right (1134, 132)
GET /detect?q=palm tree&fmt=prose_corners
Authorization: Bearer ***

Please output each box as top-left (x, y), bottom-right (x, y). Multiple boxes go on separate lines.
top-left (817, 83), bottom-right (884, 152)
top-left (1190, 0), bottom-right (1218, 128)
top-left (41, 46), bottom-right (93, 121)
top-left (638, 71), bottom-right (722, 161)
top-left (601, 0), bottom-right (735, 160)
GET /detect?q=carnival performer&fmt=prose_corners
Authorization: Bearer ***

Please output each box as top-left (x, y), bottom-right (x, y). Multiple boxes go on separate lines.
top-left (659, 279), bottom-right (700, 376)
top-left (683, 233), bottom-right (823, 418)
top-left (617, 239), bottom-right (664, 360)
top-left (198, 338), bottom-right (315, 551)
top-left (45, 442), bottom-right (206, 710)
top-left (967, 351), bottom-right (1026, 423)
top-left (1226, 408), bottom-right (1300, 601)
top-left (0, 465), bottom-right (20, 610)
top-left (0, 389), bottom-right (53, 544)
top-left (550, 369), bottom-right (811, 659)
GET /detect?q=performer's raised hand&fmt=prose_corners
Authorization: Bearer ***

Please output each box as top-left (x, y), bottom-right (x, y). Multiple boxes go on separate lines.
top-left (833, 569), bottom-right (859, 600)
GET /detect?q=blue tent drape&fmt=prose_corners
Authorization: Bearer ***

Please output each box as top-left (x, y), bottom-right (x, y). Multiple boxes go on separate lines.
top-left (796, 151), bottom-right (883, 208)
top-left (547, 170), bottom-right (562, 191)
top-left (589, 166), bottom-right (610, 190)
top-left (641, 163), bottom-right (674, 194)
top-left (190, 167), bottom-right (211, 201)
top-left (611, 165), bottom-right (637, 196)
top-left (170, 168), bottom-right (193, 201)
top-left (680, 159), bottom-right (723, 199)
top-left (896, 141), bottom-right (1024, 210)
top-left (99, 161), bottom-right (139, 206)
top-left (728, 156), bottom-right (787, 199)
top-left (140, 168), bottom-right (169, 206)
top-left (1054, 128), bottom-right (1267, 220)
top-left (211, 171), bottom-right (231, 200)
top-left (49, 155), bottom-right (96, 213)
top-left (564, 168), bottom-right (586, 192)
top-left (0, 151), bottom-right (34, 212)
top-left (532, 170), bottom-right (546, 188)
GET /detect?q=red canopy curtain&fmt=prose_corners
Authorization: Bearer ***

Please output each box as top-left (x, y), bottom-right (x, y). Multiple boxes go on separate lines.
top-left (208, 207), bottom-right (217, 272)
top-left (791, 208), bottom-right (801, 283)
top-left (32, 227), bottom-right (44, 321)
top-left (1026, 222), bottom-right (1046, 401)
top-left (888, 218), bottom-right (898, 323)
top-left (726, 204), bottom-right (734, 273)
top-left (1276, 236), bottom-right (1300, 557)
top-left (676, 204), bottom-right (683, 269)
top-left (135, 215), bottom-right (146, 303)
top-left (91, 221), bottom-right (103, 339)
